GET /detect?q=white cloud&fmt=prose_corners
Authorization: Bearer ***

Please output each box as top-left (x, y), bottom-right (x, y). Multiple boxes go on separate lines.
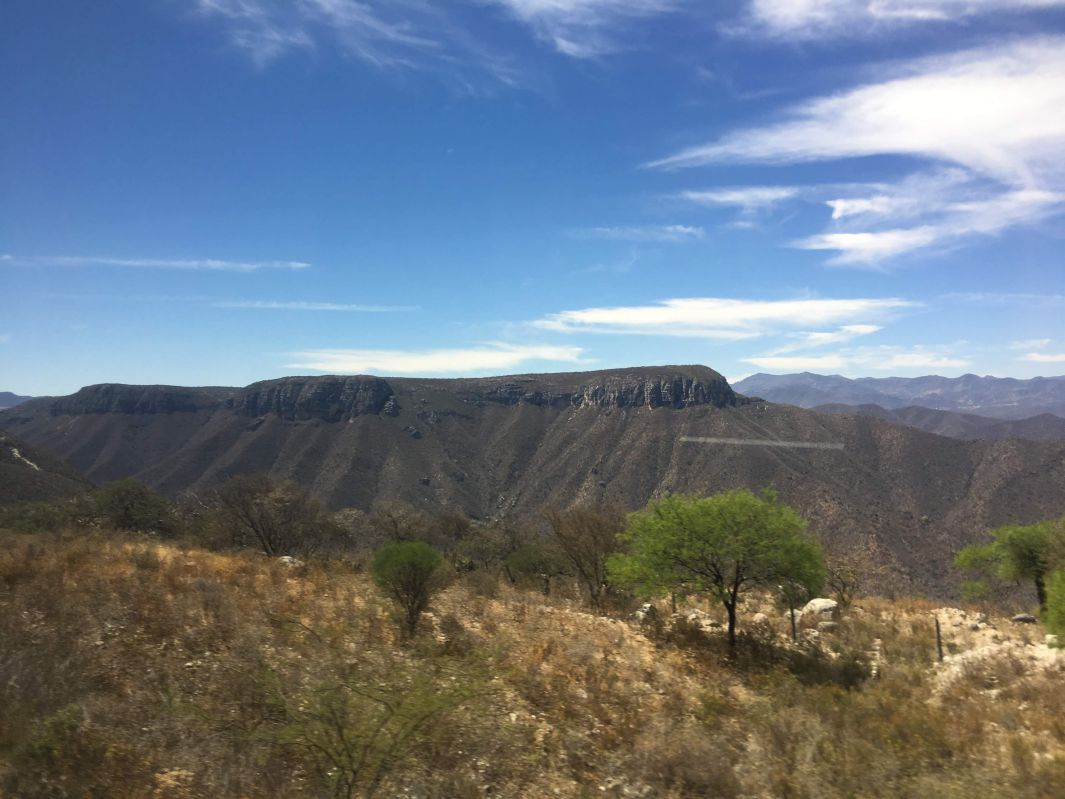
top-left (650, 39), bottom-right (1065, 186)
top-left (1010, 338), bottom-right (1052, 350)
top-left (574, 224), bottom-right (704, 242)
top-left (488, 0), bottom-right (678, 57)
top-left (2, 254), bottom-right (310, 272)
top-left (745, 0), bottom-right (1065, 40)
top-left (680, 186), bottom-right (798, 214)
top-left (651, 39), bottom-right (1065, 263)
top-left (1022, 352), bottom-right (1065, 363)
top-left (745, 345), bottom-right (970, 372)
top-left (796, 188), bottom-right (1064, 264)
top-left (215, 300), bottom-right (416, 312)
top-left (287, 343), bottom-right (586, 374)
top-left (534, 296), bottom-right (912, 338)
top-left (771, 324), bottom-right (881, 353)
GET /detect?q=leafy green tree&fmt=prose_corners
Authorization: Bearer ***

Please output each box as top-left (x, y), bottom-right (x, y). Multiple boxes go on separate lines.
top-left (955, 519), bottom-right (1065, 612)
top-left (1046, 569), bottom-right (1065, 644)
top-left (94, 479), bottom-right (177, 534)
top-left (609, 490), bottom-right (824, 650)
top-left (371, 541), bottom-right (449, 636)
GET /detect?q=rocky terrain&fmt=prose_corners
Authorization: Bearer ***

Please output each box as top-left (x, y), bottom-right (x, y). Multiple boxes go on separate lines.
top-left (736, 372), bottom-right (1065, 419)
top-left (3, 365), bottom-right (1065, 593)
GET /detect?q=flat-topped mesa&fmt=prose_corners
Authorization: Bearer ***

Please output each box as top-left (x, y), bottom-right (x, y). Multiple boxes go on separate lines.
top-left (230, 376), bottom-right (396, 421)
top-left (46, 384), bottom-right (233, 416)
top-left (446, 365), bottom-right (748, 410)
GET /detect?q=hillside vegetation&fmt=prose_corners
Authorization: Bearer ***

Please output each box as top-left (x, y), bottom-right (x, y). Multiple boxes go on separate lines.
top-left (7, 368), bottom-right (1065, 596)
top-left (2, 525), bottom-right (1064, 798)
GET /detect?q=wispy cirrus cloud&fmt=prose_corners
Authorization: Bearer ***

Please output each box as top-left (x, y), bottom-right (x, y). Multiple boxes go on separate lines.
top-left (487, 0), bottom-right (680, 57)
top-left (650, 38), bottom-right (1065, 263)
top-left (742, 0), bottom-right (1065, 40)
top-left (287, 343), bottom-right (586, 374)
top-left (194, 0), bottom-right (520, 86)
top-left (745, 345), bottom-right (970, 372)
top-left (572, 224), bottom-right (704, 242)
top-left (680, 186), bottom-right (798, 213)
top-left (534, 296), bottom-right (913, 339)
top-left (2, 254), bottom-right (309, 272)
top-left (215, 300), bottom-right (417, 312)
top-left (769, 324), bottom-right (882, 353)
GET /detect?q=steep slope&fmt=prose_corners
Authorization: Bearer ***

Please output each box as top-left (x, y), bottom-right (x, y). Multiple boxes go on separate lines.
top-left (0, 431), bottom-right (93, 503)
top-left (735, 372), bottom-right (1065, 419)
top-left (814, 404), bottom-right (1065, 441)
top-left (0, 392), bottom-right (33, 410)
top-left (3, 365), bottom-right (1065, 592)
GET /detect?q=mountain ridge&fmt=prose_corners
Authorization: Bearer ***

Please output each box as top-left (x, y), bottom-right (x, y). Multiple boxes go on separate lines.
top-left (4, 365), bottom-right (1065, 595)
top-left (735, 372), bottom-right (1065, 419)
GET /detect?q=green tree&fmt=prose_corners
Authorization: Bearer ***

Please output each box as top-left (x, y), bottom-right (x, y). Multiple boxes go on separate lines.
top-left (955, 519), bottom-right (1065, 612)
top-left (94, 479), bottom-right (177, 534)
top-left (1046, 569), bottom-right (1065, 644)
top-left (609, 490), bottom-right (824, 650)
top-left (371, 541), bottom-right (449, 636)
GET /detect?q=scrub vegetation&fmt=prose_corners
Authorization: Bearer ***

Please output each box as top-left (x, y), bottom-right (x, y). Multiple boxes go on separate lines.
top-left (1, 479), bottom-right (1064, 798)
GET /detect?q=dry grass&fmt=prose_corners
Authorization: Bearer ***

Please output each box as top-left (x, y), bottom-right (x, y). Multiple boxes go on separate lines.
top-left (1, 529), bottom-right (1063, 798)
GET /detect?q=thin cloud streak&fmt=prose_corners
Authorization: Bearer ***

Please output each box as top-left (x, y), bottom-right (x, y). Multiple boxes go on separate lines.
top-left (488, 0), bottom-right (679, 57)
top-left (216, 300), bottom-right (417, 312)
top-left (744, 345), bottom-right (971, 372)
top-left (535, 297), bottom-right (913, 338)
top-left (743, 0), bottom-right (1065, 40)
top-left (2, 254), bottom-right (310, 272)
top-left (573, 224), bottom-right (704, 242)
top-left (287, 343), bottom-right (587, 374)
top-left (1023, 352), bottom-right (1065, 363)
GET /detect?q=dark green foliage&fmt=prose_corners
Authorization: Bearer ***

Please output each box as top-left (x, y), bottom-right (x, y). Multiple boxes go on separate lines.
top-left (371, 541), bottom-right (449, 636)
top-left (609, 490), bottom-right (824, 649)
top-left (955, 518), bottom-right (1065, 612)
top-left (93, 479), bottom-right (177, 535)
top-left (506, 539), bottom-right (570, 594)
top-left (1046, 569), bottom-right (1065, 643)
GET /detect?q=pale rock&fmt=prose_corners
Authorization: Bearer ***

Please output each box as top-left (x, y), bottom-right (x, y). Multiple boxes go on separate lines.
top-left (802, 598), bottom-right (839, 620)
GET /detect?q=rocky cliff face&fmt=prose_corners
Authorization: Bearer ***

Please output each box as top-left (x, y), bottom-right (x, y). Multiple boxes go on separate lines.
top-left (450, 366), bottom-right (747, 410)
top-left (27, 367), bottom-right (744, 424)
top-left (46, 384), bottom-right (232, 416)
top-left (228, 376), bottom-right (397, 422)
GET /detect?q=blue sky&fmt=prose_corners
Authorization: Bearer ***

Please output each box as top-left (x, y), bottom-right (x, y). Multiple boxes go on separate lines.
top-left (3, 0), bottom-right (1064, 395)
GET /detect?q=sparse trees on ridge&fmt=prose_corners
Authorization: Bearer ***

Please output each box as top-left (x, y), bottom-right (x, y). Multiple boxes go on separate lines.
top-left (608, 490), bottom-right (824, 650)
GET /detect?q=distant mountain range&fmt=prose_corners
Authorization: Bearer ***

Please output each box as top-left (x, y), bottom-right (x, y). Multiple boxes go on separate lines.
top-left (0, 392), bottom-right (33, 410)
top-left (4, 365), bottom-right (1065, 595)
top-left (733, 373), bottom-right (1065, 420)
